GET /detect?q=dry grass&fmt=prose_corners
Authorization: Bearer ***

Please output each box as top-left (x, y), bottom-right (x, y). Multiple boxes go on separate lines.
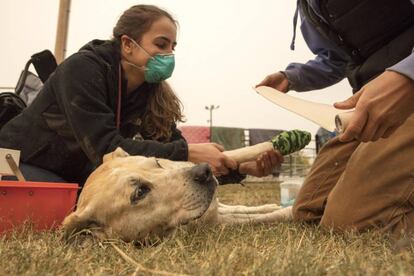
top-left (1, 182), bottom-right (414, 275)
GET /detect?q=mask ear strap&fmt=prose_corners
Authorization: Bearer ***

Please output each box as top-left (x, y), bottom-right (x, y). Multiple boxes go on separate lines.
top-left (129, 37), bottom-right (152, 58)
top-left (124, 60), bottom-right (146, 70)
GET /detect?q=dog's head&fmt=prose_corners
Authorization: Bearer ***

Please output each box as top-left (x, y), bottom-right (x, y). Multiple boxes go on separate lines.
top-left (62, 147), bottom-right (217, 242)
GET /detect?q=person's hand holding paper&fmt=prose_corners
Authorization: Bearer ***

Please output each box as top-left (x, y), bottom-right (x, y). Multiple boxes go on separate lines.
top-left (334, 71), bottom-right (414, 142)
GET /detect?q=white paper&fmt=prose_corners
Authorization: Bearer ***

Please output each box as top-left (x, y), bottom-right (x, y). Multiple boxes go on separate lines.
top-left (255, 86), bottom-right (353, 132)
top-left (0, 148), bottom-right (21, 176)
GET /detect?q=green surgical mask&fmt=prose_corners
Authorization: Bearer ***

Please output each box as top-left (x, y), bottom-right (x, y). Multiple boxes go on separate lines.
top-left (127, 38), bottom-right (175, 83)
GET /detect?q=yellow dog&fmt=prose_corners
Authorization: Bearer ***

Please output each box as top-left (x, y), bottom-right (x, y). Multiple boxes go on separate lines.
top-left (63, 130), bottom-right (310, 243)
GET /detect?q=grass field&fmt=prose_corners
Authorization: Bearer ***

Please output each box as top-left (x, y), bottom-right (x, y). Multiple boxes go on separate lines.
top-left (1, 182), bottom-right (414, 275)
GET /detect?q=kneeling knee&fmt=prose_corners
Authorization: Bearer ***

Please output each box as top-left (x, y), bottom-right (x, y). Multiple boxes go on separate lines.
top-left (292, 202), bottom-right (322, 223)
top-left (320, 206), bottom-right (360, 232)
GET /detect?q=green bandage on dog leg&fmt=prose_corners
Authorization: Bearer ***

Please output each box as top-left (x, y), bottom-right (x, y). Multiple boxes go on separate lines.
top-left (271, 130), bottom-right (311, 155)
top-left (223, 129), bottom-right (311, 163)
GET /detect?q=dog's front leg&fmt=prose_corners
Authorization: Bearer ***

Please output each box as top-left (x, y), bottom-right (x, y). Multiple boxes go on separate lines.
top-left (218, 202), bottom-right (281, 214)
top-left (223, 130), bottom-right (311, 164)
top-left (217, 206), bottom-right (293, 224)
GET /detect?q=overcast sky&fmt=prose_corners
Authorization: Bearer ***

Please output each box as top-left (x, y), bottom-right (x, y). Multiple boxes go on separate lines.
top-left (0, 0), bottom-right (353, 135)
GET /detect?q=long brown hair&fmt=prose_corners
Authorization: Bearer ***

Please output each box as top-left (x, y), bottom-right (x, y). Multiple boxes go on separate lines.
top-left (113, 5), bottom-right (185, 141)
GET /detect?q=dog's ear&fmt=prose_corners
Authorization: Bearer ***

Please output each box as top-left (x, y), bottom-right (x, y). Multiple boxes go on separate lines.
top-left (62, 208), bottom-right (104, 241)
top-left (103, 147), bottom-right (130, 163)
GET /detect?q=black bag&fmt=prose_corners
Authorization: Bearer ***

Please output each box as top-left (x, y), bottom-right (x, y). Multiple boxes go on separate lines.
top-left (0, 50), bottom-right (57, 130)
top-left (0, 92), bottom-right (26, 129)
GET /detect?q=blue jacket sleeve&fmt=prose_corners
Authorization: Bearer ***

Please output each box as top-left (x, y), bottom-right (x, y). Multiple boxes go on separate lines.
top-left (283, 11), bottom-right (350, 92)
top-left (387, 50), bottom-right (414, 81)
top-left (386, 0), bottom-right (414, 81)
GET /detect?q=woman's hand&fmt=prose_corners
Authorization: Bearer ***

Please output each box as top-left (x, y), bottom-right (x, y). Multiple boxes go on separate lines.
top-left (188, 143), bottom-right (237, 176)
top-left (238, 150), bottom-right (284, 177)
top-left (334, 71), bottom-right (414, 142)
top-left (256, 71), bottom-right (290, 93)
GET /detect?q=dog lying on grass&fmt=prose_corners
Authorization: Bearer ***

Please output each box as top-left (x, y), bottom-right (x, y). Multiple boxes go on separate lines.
top-left (62, 130), bottom-right (311, 243)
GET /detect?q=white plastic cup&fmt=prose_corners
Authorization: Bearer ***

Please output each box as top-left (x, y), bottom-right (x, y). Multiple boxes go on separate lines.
top-left (280, 177), bottom-right (303, 207)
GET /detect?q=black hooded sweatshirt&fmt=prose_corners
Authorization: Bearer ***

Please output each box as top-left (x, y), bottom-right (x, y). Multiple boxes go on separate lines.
top-left (0, 40), bottom-right (189, 184)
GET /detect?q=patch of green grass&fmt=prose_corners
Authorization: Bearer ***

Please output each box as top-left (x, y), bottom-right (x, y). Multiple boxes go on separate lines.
top-left (1, 182), bottom-right (414, 275)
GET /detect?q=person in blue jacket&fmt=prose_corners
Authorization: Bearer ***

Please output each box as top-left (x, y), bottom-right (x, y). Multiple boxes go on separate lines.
top-left (257, 0), bottom-right (414, 237)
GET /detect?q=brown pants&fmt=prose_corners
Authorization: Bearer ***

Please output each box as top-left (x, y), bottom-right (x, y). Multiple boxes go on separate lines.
top-left (293, 115), bottom-right (414, 237)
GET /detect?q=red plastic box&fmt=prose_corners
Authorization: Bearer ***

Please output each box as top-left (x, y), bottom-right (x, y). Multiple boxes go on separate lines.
top-left (0, 181), bottom-right (78, 233)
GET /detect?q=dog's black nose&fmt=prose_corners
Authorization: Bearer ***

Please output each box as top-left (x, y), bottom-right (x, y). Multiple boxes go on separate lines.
top-left (190, 163), bottom-right (213, 184)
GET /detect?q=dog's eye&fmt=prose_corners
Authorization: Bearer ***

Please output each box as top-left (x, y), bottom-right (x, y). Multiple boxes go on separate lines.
top-left (130, 184), bottom-right (151, 204)
top-left (137, 185), bottom-right (150, 198)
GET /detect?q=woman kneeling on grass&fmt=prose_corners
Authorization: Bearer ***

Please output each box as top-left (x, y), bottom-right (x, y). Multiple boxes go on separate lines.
top-left (0, 5), bottom-right (282, 185)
